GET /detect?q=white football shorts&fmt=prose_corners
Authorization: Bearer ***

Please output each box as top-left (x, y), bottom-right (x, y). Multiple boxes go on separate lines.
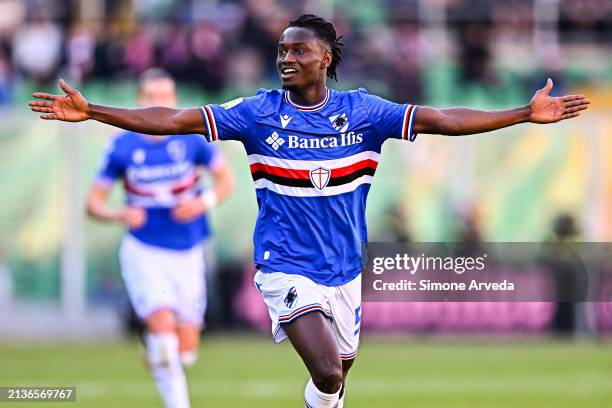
top-left (254, 270), bottom-right (361, 360)
top-left (119, 234), bottom-right (207, 325)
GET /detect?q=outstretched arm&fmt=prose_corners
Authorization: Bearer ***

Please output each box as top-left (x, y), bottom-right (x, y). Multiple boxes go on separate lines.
top-left (29, 79), bottom-right (205, 136)
top-left (413, 79), bottom-right (590, 136)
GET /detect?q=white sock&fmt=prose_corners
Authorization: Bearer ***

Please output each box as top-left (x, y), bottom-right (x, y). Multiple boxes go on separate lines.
top-left (304, 378), bottom-right (340, 408)
top-left (180, 350), bottom-right (198, 368)
top-left (337, 387), bottom-right (345, 408)
top-left (146, 333), bottom-right (191, 408)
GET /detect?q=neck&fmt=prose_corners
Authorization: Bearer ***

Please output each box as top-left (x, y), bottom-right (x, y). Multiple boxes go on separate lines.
top-left (288, 81), bottom-right (327, 106)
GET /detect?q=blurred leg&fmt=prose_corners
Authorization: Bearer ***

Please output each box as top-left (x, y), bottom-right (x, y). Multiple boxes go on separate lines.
top-left (145, 309), bottom-right (190, 408)
top-left (177, 323), bottom-right (200, 367)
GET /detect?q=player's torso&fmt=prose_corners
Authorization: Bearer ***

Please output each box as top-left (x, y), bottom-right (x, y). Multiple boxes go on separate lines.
top-left (244, 89), bottom-right (382, 196)
top-left (244, 89), bottom-right (382, 284)
top-left (118, 134), bottom-right (202, 208)
top-left (113, 133), bottom-right (209, 250)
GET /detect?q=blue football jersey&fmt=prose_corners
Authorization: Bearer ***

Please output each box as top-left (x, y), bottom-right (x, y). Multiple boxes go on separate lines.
top-left (201, 88), bottom-right (418, 285)
top-left (95, 131), bottom-right (220, 250)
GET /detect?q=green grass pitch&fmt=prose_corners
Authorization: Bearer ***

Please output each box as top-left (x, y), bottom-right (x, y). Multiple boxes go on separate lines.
top-left (1, 334), bottom-right (611, 407)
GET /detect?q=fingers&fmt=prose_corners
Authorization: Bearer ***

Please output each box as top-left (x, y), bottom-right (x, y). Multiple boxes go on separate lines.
top-left (561, 112), bottom-right (580, 120)
top-left (31, 92), bottom-right (57, 101)
top-left (563, 98), bottom-right (590, 108)
top-left (564, 104), bottom-right (589, 114)
top-left (562, 94), bottom-right (588, 102)
top-left (31, 106), bottom-right (54, 113)
top-left (59, 79), bottom-right (78, 95)
top-left (539, 77), bottom-right (553, 94)
top-left (41, 114), bottom-right (58, 120)
top-left (29, 100), bottom-right (54, 113)
top-left (29, 100), bottom-right (53, 107)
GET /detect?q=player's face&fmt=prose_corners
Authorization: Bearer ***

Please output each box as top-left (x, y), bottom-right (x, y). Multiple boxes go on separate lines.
top-left (138, 78), bottom-right (177, 108)
top-left (277, 27), bottom-right (331, 91)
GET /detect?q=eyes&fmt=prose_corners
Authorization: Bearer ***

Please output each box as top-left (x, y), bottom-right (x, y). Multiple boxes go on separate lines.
top-left (277, 48), bottom-right (307, 56)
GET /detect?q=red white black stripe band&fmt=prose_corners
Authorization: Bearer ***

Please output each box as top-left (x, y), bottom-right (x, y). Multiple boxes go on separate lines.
top-left (340, 350), bottom-right (358, 360)
top-left (250, 159), bottom-right (378, 188)
top-left (401, 104), bottom-right (418, 141)
top-left (248, 151), bottom-right (380, 197)
top-left (199, 105), bottom-right (218, 142)
top-left (284, 88), bottom-right (330, 111)
top-left (278, 303), bottom-right (333, 324)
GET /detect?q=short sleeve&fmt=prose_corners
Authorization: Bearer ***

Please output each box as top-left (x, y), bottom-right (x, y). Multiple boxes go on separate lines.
top-left (358, 89), bottom-right (419, 142)
top-left (193, 136), bottom-right (223, 170)
top-left (200, 95), bottom-right (255, 143)
top-left (94, 137), bottom-right (125, 189)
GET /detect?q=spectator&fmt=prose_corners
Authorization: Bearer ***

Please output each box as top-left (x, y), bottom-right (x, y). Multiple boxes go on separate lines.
top-left (12, 9), bottom-right (62, 83)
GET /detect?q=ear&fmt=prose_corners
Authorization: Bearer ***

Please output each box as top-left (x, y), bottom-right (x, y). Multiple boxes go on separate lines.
top-left (321, 49), bottom-right (332, 70)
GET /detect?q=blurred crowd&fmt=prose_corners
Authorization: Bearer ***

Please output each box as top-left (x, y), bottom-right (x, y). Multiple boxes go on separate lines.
top-left (0, 0), bottom-right (610, 105)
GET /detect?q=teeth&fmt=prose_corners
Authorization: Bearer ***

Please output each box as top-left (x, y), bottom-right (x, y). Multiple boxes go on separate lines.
top-left (282, 68), bottom-right (297, 74)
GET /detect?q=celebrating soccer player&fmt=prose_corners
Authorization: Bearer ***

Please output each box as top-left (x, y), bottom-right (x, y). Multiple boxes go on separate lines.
top-left (85, 69), bottom-right (234, 408)
top-left (30, 14), bottom-right (589, 408)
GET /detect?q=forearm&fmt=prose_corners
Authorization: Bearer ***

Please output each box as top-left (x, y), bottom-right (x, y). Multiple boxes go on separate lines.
top-left (209, 164), bottom-right (235, 205)
top-left (415, 106), bottom-right (531, 136)
top-left (86, 199), bottom-right (122, 223)
top-left (212, 175), bottom-right (235, 204)
top-left (87, 105), bottom-right (198, 135)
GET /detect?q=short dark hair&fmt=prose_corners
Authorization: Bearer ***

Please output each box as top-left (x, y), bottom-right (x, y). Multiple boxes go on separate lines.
top-left (287, 14), bottom-right (344, 81)
top-left (137, 68), bottom-right (174, 92)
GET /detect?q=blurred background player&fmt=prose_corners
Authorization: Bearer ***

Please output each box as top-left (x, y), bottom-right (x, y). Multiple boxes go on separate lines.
top-left (85, 68), bottom-right (235, 408)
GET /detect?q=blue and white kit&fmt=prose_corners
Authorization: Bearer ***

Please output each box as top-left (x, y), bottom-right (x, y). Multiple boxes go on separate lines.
top-left (96, 132), bottom-right (222, 324)
top-left (201, 88), bottom-right (418, 355)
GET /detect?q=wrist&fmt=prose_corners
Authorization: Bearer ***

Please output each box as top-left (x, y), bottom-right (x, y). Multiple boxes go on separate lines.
top-left (201, 190), bottom-right (218, 211)
top-left (87, 103), bottom-right (95, 120)
top-left (522, 105), bottom-right (532, 123)
top-left (112, 209), bottom-right (126, 224)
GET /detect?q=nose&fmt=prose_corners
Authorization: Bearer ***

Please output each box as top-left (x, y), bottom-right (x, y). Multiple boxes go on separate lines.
top-left (281, 50), bottom-right (296, 64)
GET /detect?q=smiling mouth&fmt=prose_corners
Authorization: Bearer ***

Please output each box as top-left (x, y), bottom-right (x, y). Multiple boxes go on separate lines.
top-left (280, 67), bottom-right (298, 79)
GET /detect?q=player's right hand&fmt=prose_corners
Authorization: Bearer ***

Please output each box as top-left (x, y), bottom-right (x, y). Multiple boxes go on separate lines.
top-left (28, 79), bottom-right (89, 122)
top-left (119, 207), bottom-right (147, 229)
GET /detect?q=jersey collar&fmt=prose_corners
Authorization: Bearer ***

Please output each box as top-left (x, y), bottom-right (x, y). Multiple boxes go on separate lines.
top-left (284, 88), bottom-right (330, 112)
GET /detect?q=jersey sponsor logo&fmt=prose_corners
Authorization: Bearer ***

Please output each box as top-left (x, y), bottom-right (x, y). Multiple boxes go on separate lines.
top-left (126, 161), bottom-right (192, 182)
top-left (284, 287), bottom-right (298, 309)
top-left (220, 97), bottom-right (244, 110)
top-left (132, 148), bottom-right (146, 164)
top-left (265, 131), bottom-right (285, 150)
top-left (280, 114), bottom-right (292, 129)
top-left (286, 132), bottom-right (363, 149)
top-left (310, 167), bottom-right (331, 190)
top-left (329, 113), bottom-right (349, 133)
top-left (167, 140), bottom-right (186, 162)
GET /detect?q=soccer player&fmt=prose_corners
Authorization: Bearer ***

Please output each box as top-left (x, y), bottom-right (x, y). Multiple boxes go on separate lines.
top-left (85, 68), bottom-right (234, 408)
top-left (30, 15), bottom-right (589, 408)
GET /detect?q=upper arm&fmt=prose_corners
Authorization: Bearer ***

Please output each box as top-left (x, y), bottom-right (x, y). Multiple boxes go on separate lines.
top-left (194, 139), bottom-right (234, 187)
top-left (412, 106), bottom-right (449, 135)
top-left (95, 137), bottom-right (125, 186)
top-left (174, 108), bottom-right (208, 135)
top-left (87, 183), bottom-right (112, 204)
top-left (209, 156), bottom-right (234, 186)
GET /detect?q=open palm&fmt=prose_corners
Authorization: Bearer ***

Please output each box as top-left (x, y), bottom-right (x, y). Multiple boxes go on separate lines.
top-left (28, 79), bottom-right (89, 122)
top-left (529, 78), bottom-right (590, 124)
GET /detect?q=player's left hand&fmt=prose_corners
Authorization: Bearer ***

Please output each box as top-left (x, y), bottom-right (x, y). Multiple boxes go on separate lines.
top-left (172, 197), bottom-right (206, 223)
top-left (528, 78), bottom-right (590, 124)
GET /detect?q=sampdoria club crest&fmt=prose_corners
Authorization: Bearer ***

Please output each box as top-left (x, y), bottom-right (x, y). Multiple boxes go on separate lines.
top-left (310, 167), bottom-right (331, 190)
